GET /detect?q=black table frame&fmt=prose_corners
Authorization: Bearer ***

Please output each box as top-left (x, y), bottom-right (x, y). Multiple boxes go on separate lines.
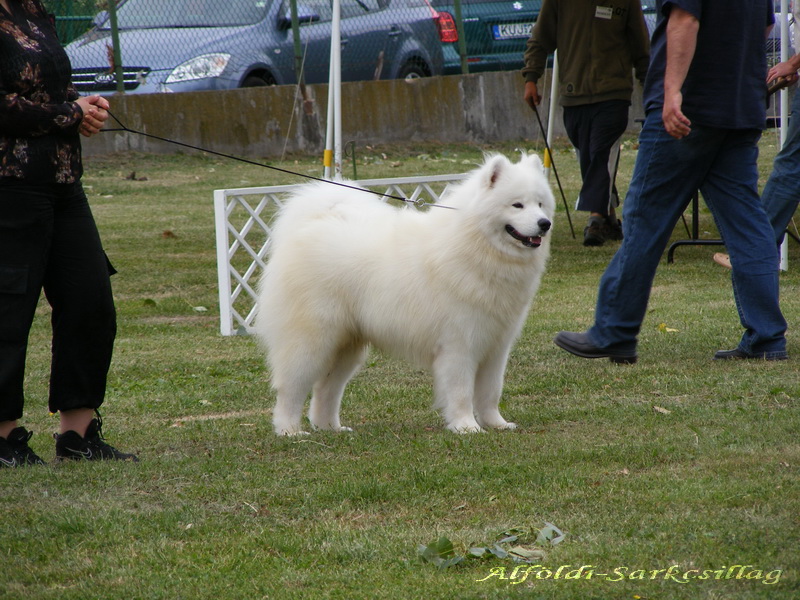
top-left (666, 191), bottom-right (724, 263)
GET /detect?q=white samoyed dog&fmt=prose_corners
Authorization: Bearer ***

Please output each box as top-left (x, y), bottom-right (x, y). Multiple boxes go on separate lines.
top-left (256, 153), bottom-right (555, 435)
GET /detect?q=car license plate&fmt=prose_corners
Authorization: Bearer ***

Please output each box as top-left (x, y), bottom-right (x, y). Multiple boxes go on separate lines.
top-left (492, 22), bottom-right (533, 40)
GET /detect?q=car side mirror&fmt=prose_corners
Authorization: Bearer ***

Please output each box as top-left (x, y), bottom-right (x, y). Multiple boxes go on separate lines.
top-left (277, 7), bottom-right (321, 30)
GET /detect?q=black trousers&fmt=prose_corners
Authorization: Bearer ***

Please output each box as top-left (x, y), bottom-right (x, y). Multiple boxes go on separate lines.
top-left (0, 181), bottom-right (116, 421)
top-left (562, 100), bottom-right (630, 216)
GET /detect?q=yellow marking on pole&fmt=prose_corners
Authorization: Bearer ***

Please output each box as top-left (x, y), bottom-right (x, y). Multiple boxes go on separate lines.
top-left (543, 148), bottom-right (552, 168)
top-left (323, 149), bottom-right (333, 167)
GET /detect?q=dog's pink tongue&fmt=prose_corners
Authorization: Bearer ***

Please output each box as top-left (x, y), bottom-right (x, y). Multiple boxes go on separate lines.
top-left (530, 236), bottom-right (542, 246)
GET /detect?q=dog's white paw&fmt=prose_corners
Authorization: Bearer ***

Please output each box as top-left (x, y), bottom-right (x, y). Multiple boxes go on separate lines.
top-left (310, 423), bottom-right (354, 433)
top-left (276, 428), bottom-right (311, 437)
top-left (493, 421), bottom-right (517, 430)
top-left (477, 412), bottom-right (517, 430)
top-left (447, 420), bottom-right (485, 434)
top-left (319, 425), bottom-right (354, 433)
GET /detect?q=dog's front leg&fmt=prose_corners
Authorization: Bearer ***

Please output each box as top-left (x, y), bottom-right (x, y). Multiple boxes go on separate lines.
top-left (432, 351), bottom-right (483, 433)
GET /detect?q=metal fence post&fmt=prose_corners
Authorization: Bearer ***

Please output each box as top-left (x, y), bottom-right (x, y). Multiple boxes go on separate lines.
top-left (107, 0), bottom-right (124, 93)
top-left (453, 0), bottom-right (468, 75)
top-left (289, 0), bottom-right (304, 84)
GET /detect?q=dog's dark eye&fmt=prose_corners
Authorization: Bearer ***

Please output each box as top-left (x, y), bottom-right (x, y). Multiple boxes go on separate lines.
top-left (512, 202), bottom-right (524, 209)
top-left (539, 202), bottom-right (543, 208)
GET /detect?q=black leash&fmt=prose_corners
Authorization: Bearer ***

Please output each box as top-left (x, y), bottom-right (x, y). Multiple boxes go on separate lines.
top-left (529, 103), bottom-right (576, 239)
top-left (103, 110), bottom-right (425, 204)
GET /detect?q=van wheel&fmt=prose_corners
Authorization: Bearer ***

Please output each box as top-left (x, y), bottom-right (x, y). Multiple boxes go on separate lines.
top-left (398, 61), bottom-right (429, 81)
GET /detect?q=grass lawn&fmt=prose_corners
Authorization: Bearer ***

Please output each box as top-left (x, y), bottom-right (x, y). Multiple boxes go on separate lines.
top-left (1, 132), bottom-right (798, 599)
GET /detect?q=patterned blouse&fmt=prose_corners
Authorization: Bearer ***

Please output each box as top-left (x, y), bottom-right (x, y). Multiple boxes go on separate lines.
top-left (0, 0), bottom-right (84, 184)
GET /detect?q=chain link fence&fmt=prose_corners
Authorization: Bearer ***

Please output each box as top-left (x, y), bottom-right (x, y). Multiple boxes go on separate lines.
top-left (43, 0), bottom-right (97, 44)
top-left (45, 2), bottom-right (793, 97)
top-left (44, 0), bottom-right (547, 94)
top-left (44, 1), bottom-right (674, 96)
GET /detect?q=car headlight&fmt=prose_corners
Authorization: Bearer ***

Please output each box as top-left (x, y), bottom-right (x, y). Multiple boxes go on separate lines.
top-left (165, 53), bottom-right (231, 84)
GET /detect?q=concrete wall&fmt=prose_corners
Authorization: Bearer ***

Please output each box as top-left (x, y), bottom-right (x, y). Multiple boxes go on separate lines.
top-left (85, 70), bottom-right (645, 158)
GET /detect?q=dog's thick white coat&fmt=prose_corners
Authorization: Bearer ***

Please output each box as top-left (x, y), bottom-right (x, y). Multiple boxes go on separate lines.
top-left (256, 153), bottom-right (555, 435)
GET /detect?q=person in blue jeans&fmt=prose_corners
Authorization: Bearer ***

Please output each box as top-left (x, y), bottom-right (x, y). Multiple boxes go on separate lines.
top-left (714, 52), bottom-right (800, 270)
top-left (554, 0), bottom-right (788, 363)
top-left (762, 55), bottom-right (800, 243)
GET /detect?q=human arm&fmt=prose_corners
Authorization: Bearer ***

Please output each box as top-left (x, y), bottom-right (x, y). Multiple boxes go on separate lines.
top-left (627, 0), bottom-right (651, 84)
top-left (0, 90), bottom-right (83, 137)
top-left (0, 61), bottom-right (108, 139)
top-left (662, 6), bottom-right (699, 139)
top-left (521, 0), bottom-right (557, 107)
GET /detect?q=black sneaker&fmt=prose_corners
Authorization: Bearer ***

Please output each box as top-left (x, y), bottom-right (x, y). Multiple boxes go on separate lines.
top-left (55, 415), bottom-right (139, 462)
top-left (583, 218), bottom-right (607, 246)
top-left (0, 427), bottom-right (46, 467)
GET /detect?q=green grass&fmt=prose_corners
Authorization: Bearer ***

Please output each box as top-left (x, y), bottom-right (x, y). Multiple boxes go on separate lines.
top-left (2, 134), bottom-right (799, 599)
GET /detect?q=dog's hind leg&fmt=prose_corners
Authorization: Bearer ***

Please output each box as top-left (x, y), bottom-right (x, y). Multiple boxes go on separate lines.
top-left (309, 342), bottom-right (367, 432)
top-left (272, 379), bottom-right (313, 436)
top-left (433, 351), bottom-right (483, 433)
top-left (474, 349), bottom-right (516, 430)
top-left (270, 343), bottom-right (327, 436)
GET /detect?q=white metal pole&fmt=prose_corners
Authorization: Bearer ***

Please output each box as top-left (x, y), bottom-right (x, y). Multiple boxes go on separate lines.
top-left (323, 0), bottom-right (343, 180)
top-left (324, 59), bottom-right (335, 180)
top-left (779, 0), bottom-right (789, 270)
top-left (213, 190), bottom-right (234, 336)
top-left (545, 51), bottom-right (559, 181)
top-left (322, 58), bottom-right (334, 179)
top-left (332, 0), bottom-right (342, 180)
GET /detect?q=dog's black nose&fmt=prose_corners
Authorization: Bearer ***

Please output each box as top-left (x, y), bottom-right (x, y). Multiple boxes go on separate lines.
top-left (538, 218), bottom-right (552, 232)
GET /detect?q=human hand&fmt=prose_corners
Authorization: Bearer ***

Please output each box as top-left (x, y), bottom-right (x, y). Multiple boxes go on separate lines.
top-left (662, 90), bottom-right (691, 139)
top-left (524, 81), bottom-right (541, 109)
top-left (76, 95), bottom-right (110, 137)
top-left (767, 60), bottom-right (799, 86)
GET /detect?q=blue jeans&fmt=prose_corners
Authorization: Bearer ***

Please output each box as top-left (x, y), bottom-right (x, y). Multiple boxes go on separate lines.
top-left (762, 89), bottom-right (800, 243)
top-left (588, 111), bottom-right (787, 357)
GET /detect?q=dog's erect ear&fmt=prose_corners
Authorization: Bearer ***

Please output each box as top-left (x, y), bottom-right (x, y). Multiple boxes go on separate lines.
top-left (483, 154), bottom-right (508, 189)
top-left (519, 152), bottom-right (544, 173)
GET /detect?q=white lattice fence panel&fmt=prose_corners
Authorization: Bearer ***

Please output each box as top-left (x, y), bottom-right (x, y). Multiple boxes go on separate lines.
top-left (214, 173), bottom-right (468, 335)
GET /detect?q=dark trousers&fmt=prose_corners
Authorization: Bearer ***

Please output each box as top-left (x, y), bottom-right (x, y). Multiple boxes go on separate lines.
top-left (563, 100), bottom-right (630, 216)
top-left (0, 181), bottom-right (116, 421)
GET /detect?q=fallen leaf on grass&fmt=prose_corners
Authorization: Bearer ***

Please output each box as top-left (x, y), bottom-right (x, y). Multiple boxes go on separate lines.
top-left (536, 522), bottom-right (566, 546)
top-left (418, 537), bottom-right (463, 569)
top-left (508, 546), bottom-right (546, 561)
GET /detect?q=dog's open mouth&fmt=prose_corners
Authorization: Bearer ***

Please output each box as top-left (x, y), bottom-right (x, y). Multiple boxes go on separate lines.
top-left (505, 225), bottom-right (542, 248)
